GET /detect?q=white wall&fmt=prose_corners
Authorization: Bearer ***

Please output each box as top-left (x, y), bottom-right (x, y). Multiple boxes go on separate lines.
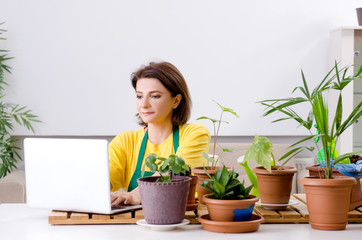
top-left (1, 0), bottom-right (361, 136)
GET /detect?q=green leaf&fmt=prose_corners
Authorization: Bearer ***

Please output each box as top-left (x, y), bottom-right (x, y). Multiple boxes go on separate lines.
top-left (160, 176), bottom-right (171, 182)
top-left (211, 181), bottom-right (225, 198)
top-left (218, 145), bottom-right (235, 153)
top-left (219, 166), bottom-right (230, 187)
top-left (260, 97), bottom-right (308, 116)
top-left (202, 152), bottom-right (215, 162)
top-left (213, 100), bottom-right (239, 117)
top-left (335, 101), bottom-right (362, 137)
top-left (244, 135), bottom-right (273, 172)
top-left (333, 94), bottom-right (343, 132)
top-left (300, 70), bottom-right (311, 99)
top-left (145, 154), bottom-right (157, 164)
top-left (202, 165), bottom-right (213, 179)
top-left (160, 158), bottom-right (171, 170)
top-left (148, 163), bottom-right (157, 172)
top-left (170, 162), bottom-right (181, 174)
top-left (159, 165), bottom-right (169, 174)
top-left (196, 116), bottom-right (218, 123)
top-left (335, 151), bottom-right (362, 164)
top-left (175, 156), bottom-right (185, 166)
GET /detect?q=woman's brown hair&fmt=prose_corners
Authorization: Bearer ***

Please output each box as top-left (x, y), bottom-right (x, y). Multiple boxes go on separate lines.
top-left (131, 62), bottom-right (192, 126)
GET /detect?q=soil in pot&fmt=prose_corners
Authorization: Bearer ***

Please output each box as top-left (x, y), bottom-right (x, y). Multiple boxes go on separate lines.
top-left (300, 176), bottom-right (357, 230)
top-left (307, 165), bottom-right (362, 210)
top-left (253, 166), bottom-right (297, 204)
top-left (138, 176), bottom-right (191, 225)
top-left (202, 194), bottom-right (259, 222)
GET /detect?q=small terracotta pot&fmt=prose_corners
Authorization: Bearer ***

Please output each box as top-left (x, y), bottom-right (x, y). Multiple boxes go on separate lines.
top-left (253, 166), bottom-right (297, 204)
top-left (187, 175), bottom-right (198, 204)
top-left (307, 165), bottom-right (362, 210)
top-left (300, 176), bottom-right (357, 230)
top-left (202, 194), bottom-right (259, 222)
top-left (191, 166), bottom-right (230, 203)
top-left (138, 176), bottom-right (191, 225)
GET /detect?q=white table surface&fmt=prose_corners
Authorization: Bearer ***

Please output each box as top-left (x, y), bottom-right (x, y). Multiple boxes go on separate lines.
top-left (0, 204), bottom-right (361, 240)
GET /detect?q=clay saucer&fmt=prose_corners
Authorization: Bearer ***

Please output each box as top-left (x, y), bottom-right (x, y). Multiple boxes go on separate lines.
top-left (198, 214), bottom-right (264, 233)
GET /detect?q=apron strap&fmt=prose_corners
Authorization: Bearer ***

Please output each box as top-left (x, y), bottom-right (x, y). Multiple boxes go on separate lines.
top-left (135, 129), bottom-right (148, 171)
top-left (127, 126), bottom-right (179, 192)
top-left (172, 125), bottom-right (179, 154)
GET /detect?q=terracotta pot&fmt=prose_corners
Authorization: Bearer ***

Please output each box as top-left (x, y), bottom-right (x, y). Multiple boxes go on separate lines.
top-left (202, 194), bottom-right (259, 222)
top-left (137, 176), bottom-right (191, 225)
top-left (300, 176), bottom-right (357, 230)
top-left (306, 165), bottom-right (362, 210)
top-left (191, 166), bottom-right (230, 203)
top-left (253, 166), bottom-right (297, 204)
top-left (187, 175), bottom-right (198, 204)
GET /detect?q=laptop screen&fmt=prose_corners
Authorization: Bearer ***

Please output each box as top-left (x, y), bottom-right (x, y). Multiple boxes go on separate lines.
top-left (24, 138), bottom-right (114, 214)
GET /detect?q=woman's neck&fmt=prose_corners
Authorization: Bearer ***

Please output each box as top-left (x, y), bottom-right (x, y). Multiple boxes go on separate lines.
top-left (146, 122), bottom-right (173, 145)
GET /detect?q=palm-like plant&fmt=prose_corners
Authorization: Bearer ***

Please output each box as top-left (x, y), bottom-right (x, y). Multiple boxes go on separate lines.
top-left (200, 165), bottom-right (253, 200)
top-left (259, 62), bottom-right (362, 179)
top-left (0, 23), bottom-right (40, 178)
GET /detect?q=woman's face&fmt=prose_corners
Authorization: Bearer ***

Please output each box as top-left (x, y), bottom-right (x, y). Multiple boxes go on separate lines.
top-left (136, 78), bottom-right (181, 125)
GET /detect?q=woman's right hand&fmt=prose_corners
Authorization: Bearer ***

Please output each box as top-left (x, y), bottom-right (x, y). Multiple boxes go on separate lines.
top-left (110, 188), bottom-right (141, 206)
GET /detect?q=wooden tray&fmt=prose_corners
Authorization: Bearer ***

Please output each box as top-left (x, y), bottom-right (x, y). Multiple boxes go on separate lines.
top-left (48, 194), bottom-right (362, 225)
top-left (49, 204), bottom-right (207, 225)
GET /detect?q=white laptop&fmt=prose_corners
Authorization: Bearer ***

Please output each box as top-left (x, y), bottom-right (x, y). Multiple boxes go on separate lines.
top-left (24, 138), bottom-right (142, 214)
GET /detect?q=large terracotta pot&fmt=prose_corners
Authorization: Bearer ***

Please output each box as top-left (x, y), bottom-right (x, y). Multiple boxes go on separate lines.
top-left (202, 194), bottom-right (259, 222)
top-left (306, 165), bottom-right (362, 210)
top-left (300, 176), bottom-right (357, 230)
top-left (138, 176), bottom-right (191, 225)
top-left (191, 166), bottom-right (230, 203)
top-left (253, 166), bottom-right (297, 204)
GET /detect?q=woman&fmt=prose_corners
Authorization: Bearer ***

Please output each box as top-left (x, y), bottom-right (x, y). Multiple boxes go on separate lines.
top-left (109, 61), bottom-right (210, 206)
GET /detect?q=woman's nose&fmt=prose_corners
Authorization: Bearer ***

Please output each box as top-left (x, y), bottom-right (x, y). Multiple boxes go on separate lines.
top-left (140, 96), bottom-right (150, 108)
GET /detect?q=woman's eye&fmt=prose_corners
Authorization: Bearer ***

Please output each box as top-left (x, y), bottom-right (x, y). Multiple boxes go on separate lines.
top-left (151, 95), bottom-right (161, 99)
top-left (136, 95), bottom-right (142, 99)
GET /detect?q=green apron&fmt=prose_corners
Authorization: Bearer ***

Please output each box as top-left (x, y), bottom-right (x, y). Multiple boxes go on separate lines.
top-left (127, 126), bottom-right (179, 192)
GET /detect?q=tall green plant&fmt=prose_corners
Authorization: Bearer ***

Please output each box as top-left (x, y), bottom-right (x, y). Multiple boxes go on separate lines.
top-left (197, 100), bottom-right (239, 168)
top-left (0, 23), bottom-right (40, 178)
top-left (259, 62), bottom-right (362, 179)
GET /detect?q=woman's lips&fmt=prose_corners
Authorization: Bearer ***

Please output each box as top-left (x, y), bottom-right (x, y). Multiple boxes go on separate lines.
top-left (142, 112), bottom-right (154, 116)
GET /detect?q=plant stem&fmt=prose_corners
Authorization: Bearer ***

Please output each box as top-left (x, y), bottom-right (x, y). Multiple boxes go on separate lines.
top-left (271, 152), bottom-right (276, 168)
top-left (213, 122), bottom-right (216, 160)
top-left (213, 110), bottom-right (224, 168)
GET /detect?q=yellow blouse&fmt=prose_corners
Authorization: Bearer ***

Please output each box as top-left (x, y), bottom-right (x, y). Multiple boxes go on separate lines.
top-left (109, 123), bottom-right (210, 191)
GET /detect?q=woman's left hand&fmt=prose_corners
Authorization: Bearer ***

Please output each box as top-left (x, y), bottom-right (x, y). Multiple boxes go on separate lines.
top-left (111, 188), bottom-right (141, 206)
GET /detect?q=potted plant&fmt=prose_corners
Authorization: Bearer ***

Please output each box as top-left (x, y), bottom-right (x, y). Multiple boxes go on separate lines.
top-left (192, 100), bottom-right (239, 202)
top-left (197, 165), bottom-right (263, 233)
top-left (258, 62), bottom-right (362, 230)
top-left (243, 135), bottom-right (297, 204)
top-left (137, 153), bottom-right (191, 225)
top-left (0, 23), bottom-right (40, 179)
